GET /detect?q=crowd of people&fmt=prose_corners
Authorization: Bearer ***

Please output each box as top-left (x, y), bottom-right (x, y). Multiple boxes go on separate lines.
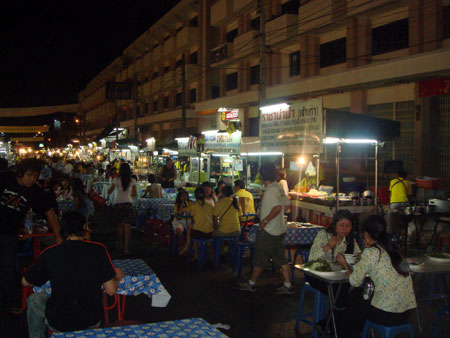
top-left (0, 155), bottom-right (419, 337)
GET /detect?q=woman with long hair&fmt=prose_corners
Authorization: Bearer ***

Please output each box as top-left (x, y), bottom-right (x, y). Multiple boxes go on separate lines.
top-left (72, 178), bottom-right (89, 219)
top-left (336, 215), bottom-right (416, 337)
top-left (172, 189), bottom-right (193, 250)
top-left (179, 187), bottom-right (214, 258)
top-left (108, 163), bottom-right (137, 255)
top-left (213, 185), bottom-right (242, 237)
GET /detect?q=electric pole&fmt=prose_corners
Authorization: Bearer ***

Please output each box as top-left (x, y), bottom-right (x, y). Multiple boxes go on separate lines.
top-left (258, 0), bottom-right (266, 112)
top-left (181, 54), bottom-right (187, 135)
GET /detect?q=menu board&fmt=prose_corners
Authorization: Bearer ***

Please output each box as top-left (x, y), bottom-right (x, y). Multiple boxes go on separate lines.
top-left (204, 131), bottom-right (241, 154)
top-left (259, 98), bottom-right (323, 154)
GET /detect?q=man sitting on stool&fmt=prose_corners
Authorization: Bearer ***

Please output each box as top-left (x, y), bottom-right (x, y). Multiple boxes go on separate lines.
top-left (22, 211), bottom-right (124, 338)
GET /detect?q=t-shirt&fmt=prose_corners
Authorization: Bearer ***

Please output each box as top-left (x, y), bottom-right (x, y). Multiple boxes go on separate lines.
top-left (190, 202), bottom-right (214, 233)
top-left (260, 182), bottom-right (289, 236)
top-left (145, 183), bottom-right (162, 198)
top-left (174, 200), bottom-right (194, 215)
top-left (279, 180), bottom-right (289, 196)
top-left (235, 189), bottom-right (255, 215)
top-left (113, 177), bottom-right (136, 203)
top-left (24, 240), bottom-right (116, 332)
top-left (389, 177), bottom-right (412, 204)
top-left (0, 171), bottom-right (53, 235)
top-left (213, 197), bottom-right (242, 233)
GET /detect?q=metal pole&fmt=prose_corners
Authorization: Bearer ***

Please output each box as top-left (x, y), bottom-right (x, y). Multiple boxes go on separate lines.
top-left (281, 153), bottom-right (285, 168)
top-left (134, 78), bottom-right (138, 138)
top-left (316, 156), bottom-right (320, 187)
top-left (258, 0), bottom-right (266, 111)
top-left (336, 142), bottom-right (340, 210)
top-left (197, 152), bottom-right (201, 185)
top-left (181, 55), bottom-right (187, 135)
top-left (375, 143), bottom-right (379, 213)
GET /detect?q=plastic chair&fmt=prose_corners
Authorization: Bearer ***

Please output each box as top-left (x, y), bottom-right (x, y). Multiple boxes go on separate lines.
top-left (432, 305), bottom-right (450, 337)
top-left (144, 209), bottom-right (164, 244)
top-left (295, 282), bottom-right (328, 338)
top-left (213, 236), bottom-right (238, 267)
top-left (235, 242), bottom-right (254, 278)
top-left (289, 246), bottom-right (310, 284)
top-left (187, 238), bottom-right (213, 269)
top-left (362, 320), bottom-right (414, 338)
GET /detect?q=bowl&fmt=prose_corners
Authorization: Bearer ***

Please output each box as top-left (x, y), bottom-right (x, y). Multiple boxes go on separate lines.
top-left (344, 254), bottom-right (357, 265)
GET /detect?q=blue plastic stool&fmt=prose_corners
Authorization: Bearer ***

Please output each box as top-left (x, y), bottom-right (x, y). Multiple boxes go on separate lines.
top-left (432, 305), bottom-right (450, 337)
top-left (188, 238), bottom-right (213, 269)
top-left (213, 236), bottom-right (238, 267)
top-left (295, 282), bottom-right (328, 338)
top-left (288, 246), bottom-right (310, 284)
top-left (362, 321), bottom-right (414, 338)
top-left (234, 242), bottom-right (254, 277)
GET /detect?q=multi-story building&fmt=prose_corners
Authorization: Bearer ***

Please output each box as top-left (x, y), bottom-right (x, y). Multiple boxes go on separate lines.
top-left (79, 0), bottom-right (450, 179)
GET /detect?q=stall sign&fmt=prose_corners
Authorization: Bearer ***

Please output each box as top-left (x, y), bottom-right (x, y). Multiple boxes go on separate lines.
top-left (177, 137), bottom-right (197, 156)
top-left (220, 109), bottom-right (240, 121)
top-left (204, 131), bottom-right (241, 154)
top-left (418, 77), bottom-right (450, 97)
top-left (234, 159), bottom-right (244, 171)
top-left (259, 98), bottom-right (323, 154)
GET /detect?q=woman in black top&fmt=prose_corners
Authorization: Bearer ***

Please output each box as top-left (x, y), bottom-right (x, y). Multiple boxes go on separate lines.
top-left (159, 158), bottom-right (177, 188)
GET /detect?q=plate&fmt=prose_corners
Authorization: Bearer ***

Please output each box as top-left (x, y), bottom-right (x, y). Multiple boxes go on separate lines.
top-left (303, 268), bottom-right (347, 280)
top-left (426, 254), bottom-right (450, 264)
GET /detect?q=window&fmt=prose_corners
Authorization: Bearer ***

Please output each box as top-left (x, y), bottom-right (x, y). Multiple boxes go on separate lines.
top-left (190, 16), bottom-right (198, 27)
top-left (153, 101), bottom-right (158, 113)
top-left (281, 0), bottom-right (300, 15)
top-left (189, 51), bottom-right (198, 64)
top-left (164, 66), bottom-right (170, 74)
top-left (175, 93), bottom-right (182, 107)
top-left (226, 28), bottom-right (238, 43)
top-left (163, 96), bottom-right (169, 109)
top-left (372, 19), bottom-right (409, 55)
top-left (190, 88), bottom-right (197, 103)
top-left (176, 58), bottom-right (183, 68)
top-left (249, 117), bottom-right (259, 137)
top-left (212, 85), bottom-right (220, 99)
top-left (443, 5), bottom-right (450, 39)
top-left (289, 51), bottom-right (300, 76)
top-left (250, 65), bottom-right (260, 85)
top-left (251, 17), bottom-right (260, 31)
top-left (320, 38), bottom-right (346, 68)
top-left (144, 103), bottom-right (149, 115)
top-left (226, 72), bottom-right (238, 91)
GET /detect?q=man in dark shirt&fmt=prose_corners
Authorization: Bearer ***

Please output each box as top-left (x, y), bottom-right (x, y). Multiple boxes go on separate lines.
top-left (0, 158), bottom-right (62, 314)
top-left (23, 211), bottom-right (124, 337)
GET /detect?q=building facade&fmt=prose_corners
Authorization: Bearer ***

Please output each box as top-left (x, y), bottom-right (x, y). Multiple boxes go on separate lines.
top-left (79, 0), bottom-right (450, 179)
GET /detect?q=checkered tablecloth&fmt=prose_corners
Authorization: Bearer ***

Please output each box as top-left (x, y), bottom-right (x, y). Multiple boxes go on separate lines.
top-left (57, 200), bottom-right (75, 212)
top-left (51, 318), bottom-right (229, 338)
top-left (34, 259), bottom-right (171, 307)
top-left (248, 224), bottom-right (323, 245)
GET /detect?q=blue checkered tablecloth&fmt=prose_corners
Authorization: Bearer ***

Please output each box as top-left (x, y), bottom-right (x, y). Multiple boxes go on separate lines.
top-left (57, 200), bottom-right (75, 212)
top-left (248, 224), bottom-right (323, 245)
top-left (34, 259), bottom-right (171, 307)
top-left (51, 318), bottom-right (229, 338)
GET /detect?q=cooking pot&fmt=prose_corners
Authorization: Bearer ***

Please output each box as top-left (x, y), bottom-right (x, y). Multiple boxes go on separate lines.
top-left (349, 191), bottom-right (360, 199)
top-left (363, 190), bottom-right (374, 198)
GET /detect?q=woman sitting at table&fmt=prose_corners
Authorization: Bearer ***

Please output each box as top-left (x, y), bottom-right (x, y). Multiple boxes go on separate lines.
top-left (179, 187), bottom-right (214, 258)
top-left (336, 215), bottom-right (416, 338)
top-left (172, 189), bottom-right (194, 248)
top-left (56, 177), bottom-right (72, 200)
top-left (142, 174), bottom-right (162, 198)
top-left (307, 210), bottom-right (361, 310)
top-left (213, 185), bottom-right (242, 238)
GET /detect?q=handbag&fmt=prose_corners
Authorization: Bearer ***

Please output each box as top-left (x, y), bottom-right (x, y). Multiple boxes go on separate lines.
top-left (362, 274), bottom-right (375, 301)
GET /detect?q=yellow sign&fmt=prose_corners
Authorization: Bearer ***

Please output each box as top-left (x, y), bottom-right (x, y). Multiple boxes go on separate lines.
top-left (0, 126), bottom-right (49, 133)
top-left (10, 137), bottom-right (44, 142)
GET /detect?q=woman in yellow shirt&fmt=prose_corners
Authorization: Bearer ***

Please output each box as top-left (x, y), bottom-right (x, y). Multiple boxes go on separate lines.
top-left (172, 189), bottom-right (194, 248)
top-left (179, 187), bottom-right (214, 257)
top-left (213, 185), bottom-right (242, 237)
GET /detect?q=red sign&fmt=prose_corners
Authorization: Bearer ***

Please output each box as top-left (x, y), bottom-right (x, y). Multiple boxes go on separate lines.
top-left (418, 77), bottom-right (450, 97)
top-left (221, 110), bottom-right (239, 121)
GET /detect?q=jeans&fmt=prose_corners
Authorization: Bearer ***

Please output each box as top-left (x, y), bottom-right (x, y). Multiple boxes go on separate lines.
top-left (0, 234), bottom-right (18, 309)
top-left (27, 293), bottom-right (101, 338)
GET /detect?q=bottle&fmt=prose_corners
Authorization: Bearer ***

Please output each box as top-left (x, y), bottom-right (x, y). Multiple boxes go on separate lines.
top-left (24, 209), bottom-right (33, 234)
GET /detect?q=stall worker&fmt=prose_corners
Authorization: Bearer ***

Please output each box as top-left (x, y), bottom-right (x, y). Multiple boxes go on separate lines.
top-left (234, 180), bottom-right (255, 217)
top-left (336, 215), bottom-right (417, 338)
top-left (23, 211), bottom-right (124, 337)
top-left (159, 158), bottom-right (177, 188)
top-left (389, 170), bottom-right (413, 210)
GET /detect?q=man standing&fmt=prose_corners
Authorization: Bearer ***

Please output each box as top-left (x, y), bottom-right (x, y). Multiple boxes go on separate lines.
top-left (237, 162), bottom-right (293, 294)
top-left (0, 158), bottom-right (62, 314)
top-left (23, 211), bottom-right (124, 337)
top-left (389, 170), bottom-right (412, 210)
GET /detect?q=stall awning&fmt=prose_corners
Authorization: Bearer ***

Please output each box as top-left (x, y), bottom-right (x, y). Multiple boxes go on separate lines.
top-left (325, 110), bottom-right (400, 141)
top-left (115, 138), bottom-right (142, 148)
top-left (93, 125), bottom-right (114, 143)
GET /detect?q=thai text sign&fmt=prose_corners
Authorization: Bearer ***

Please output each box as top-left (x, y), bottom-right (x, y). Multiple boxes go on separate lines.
top-left (418, 77), bottom-right (450, 97)
top-left (204, 131), bottom-right (241, 154)
top-left (260, 98), bottom-right (323, 154)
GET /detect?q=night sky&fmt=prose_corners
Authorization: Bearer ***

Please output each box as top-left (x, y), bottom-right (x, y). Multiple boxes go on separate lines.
top-left (1, 0), bottom-right (180, 108)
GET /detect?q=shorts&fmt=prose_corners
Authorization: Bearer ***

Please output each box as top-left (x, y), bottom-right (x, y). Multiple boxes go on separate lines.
top-left (191, 229), bottom-right (213, 239)
top-left (213, 230), bottom-right (241, 237)
top-left (113, 202), bottom-right (135, 224)
top-left (253, 229), bottom-right (288, 269)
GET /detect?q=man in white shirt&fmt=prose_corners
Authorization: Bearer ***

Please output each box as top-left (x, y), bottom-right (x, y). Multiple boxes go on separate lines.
top-left (237, 162), bottom-right (293, 295)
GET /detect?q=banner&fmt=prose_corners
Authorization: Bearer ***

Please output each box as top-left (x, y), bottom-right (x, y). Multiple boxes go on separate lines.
top-left (177, 137), bottom-right (198, 156)
top-left (418, 77), bottom-right (450, 97)
top-left (204, 131), bottom-right (241, 154)
top-left (259, 98), bottom-right (323, 154)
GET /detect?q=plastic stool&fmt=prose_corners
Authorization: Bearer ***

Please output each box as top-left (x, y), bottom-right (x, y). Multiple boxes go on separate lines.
top-left (213, 236), bottom-right (238, 267)
top-left (295, 282), bottom-right (328, 338)
top-left (290, 247), bottom-right (310, 284)
top-left (145, 218), bottom-right (164, 244)
top-left (188, 238), bottom-right (213, 269)
top-left (234, 242), bottom-right (254, 277)
top-left (432, 305), bottom-right (450, 337)
top-left (169, 227), bottom-right (186, 254)
top-left (362, 321), bottom-right (414, 338)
